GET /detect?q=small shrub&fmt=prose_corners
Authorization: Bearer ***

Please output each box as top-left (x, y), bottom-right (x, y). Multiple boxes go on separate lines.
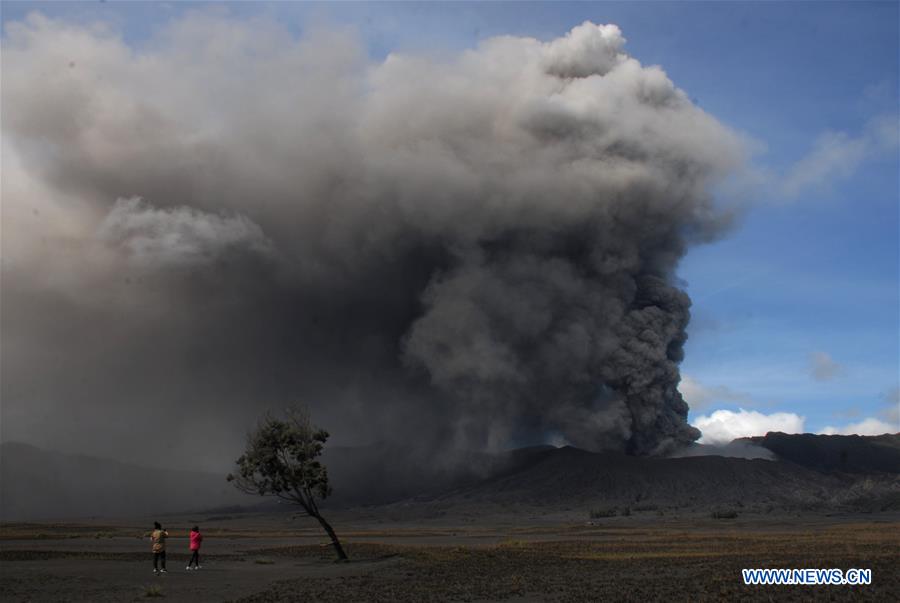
top-left (633, 503), bottom-right (658, 512)
top-left (711, 509), bottom-right (738, 519)
top-left (589, 507), bottom-right (618, 518)
top-left (144, 584), bottom-right (164, 598)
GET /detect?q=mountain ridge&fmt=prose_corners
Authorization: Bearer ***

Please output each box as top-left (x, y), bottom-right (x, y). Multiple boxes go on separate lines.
top-left (3, 433), bottom-right (898, 521)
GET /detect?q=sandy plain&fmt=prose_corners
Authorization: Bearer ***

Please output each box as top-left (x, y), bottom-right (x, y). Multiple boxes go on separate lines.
top-left (2, 511), bottom-right (898, 602)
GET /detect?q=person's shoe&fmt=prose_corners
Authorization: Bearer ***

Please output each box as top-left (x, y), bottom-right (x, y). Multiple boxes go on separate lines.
top-left (160, 569), bottom-right (167, 573)
top-left (196, 566), bottom-right (202, 569)
top-left (186, 566), bottom-right (192, 570)
top-left (154, 569), bottom-right (159, 575)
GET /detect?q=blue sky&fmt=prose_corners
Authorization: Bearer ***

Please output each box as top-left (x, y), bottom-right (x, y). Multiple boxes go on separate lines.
top-left (3, 1), bottom-right (897, 439)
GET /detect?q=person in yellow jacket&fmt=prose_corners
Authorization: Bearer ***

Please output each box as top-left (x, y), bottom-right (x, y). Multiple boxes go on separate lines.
top-left (149, 521), bottom-right (169, 575)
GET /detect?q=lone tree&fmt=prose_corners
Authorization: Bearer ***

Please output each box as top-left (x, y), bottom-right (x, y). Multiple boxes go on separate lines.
top-left (227, 407), bottom-right (347, 561)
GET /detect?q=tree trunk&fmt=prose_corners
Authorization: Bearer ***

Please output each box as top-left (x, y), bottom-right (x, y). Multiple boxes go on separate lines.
top-left (313, 512), bottom-right (348, 561)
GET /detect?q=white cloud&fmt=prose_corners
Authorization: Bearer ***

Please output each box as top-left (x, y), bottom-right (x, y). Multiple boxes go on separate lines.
top-left (809, 351), bottom-right (842, 381)
top-left (819, 417), bottom-right (897, 436)
top-left (692, 408), bottom-right (805, 445)
top-left (820, 389), bottom-right (899, 436)
top-left (679, 375), bottom-right (752, 411)
top-left (781, 113), bottom-right (899, 199)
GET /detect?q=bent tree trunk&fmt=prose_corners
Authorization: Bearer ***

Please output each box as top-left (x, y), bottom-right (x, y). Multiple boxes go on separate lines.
top-left (314, 512), bottom-right (348, 561)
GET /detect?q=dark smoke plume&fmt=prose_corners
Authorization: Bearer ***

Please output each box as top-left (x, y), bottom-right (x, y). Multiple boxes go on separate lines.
top-left (1, 15), bottom-right (744, 466)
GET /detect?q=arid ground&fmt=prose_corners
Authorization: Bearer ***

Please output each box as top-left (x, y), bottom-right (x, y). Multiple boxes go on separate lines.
top-left (2, 512), bottom-right (898, 602)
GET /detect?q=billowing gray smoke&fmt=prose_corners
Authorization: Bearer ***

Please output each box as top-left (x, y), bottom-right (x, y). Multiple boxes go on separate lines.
top-left (2, 15), bottom-right (744, 466)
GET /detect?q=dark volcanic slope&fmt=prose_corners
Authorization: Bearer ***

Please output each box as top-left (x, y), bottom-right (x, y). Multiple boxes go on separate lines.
top-left (323, 443), bottom-right (555, 506)
top-left (430, 445), bottom-right (900, 513)
top-left (329, 435), bottom-right (900, 514)
top-left (0, 442), bottom-right (252, 521)
top-left (744, 432), bottom-right (900, 474)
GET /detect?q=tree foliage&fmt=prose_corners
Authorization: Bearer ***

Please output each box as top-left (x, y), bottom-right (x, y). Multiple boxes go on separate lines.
top-left (227, 407), bottom-right (347, 560)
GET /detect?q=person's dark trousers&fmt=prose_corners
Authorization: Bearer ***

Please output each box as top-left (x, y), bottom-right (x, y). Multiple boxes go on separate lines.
top-left (153, 551), bottom-right (166, 570)
top-left (189, 550), bottom-right (200, 567)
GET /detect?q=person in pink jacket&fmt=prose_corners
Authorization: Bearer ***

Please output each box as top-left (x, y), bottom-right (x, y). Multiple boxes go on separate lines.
top-left (186, 525), bottom-right (203, 570)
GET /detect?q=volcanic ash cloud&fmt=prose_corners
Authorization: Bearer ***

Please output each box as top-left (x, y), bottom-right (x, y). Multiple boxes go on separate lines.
top-left (2, 16), bottom-right (744, 458)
